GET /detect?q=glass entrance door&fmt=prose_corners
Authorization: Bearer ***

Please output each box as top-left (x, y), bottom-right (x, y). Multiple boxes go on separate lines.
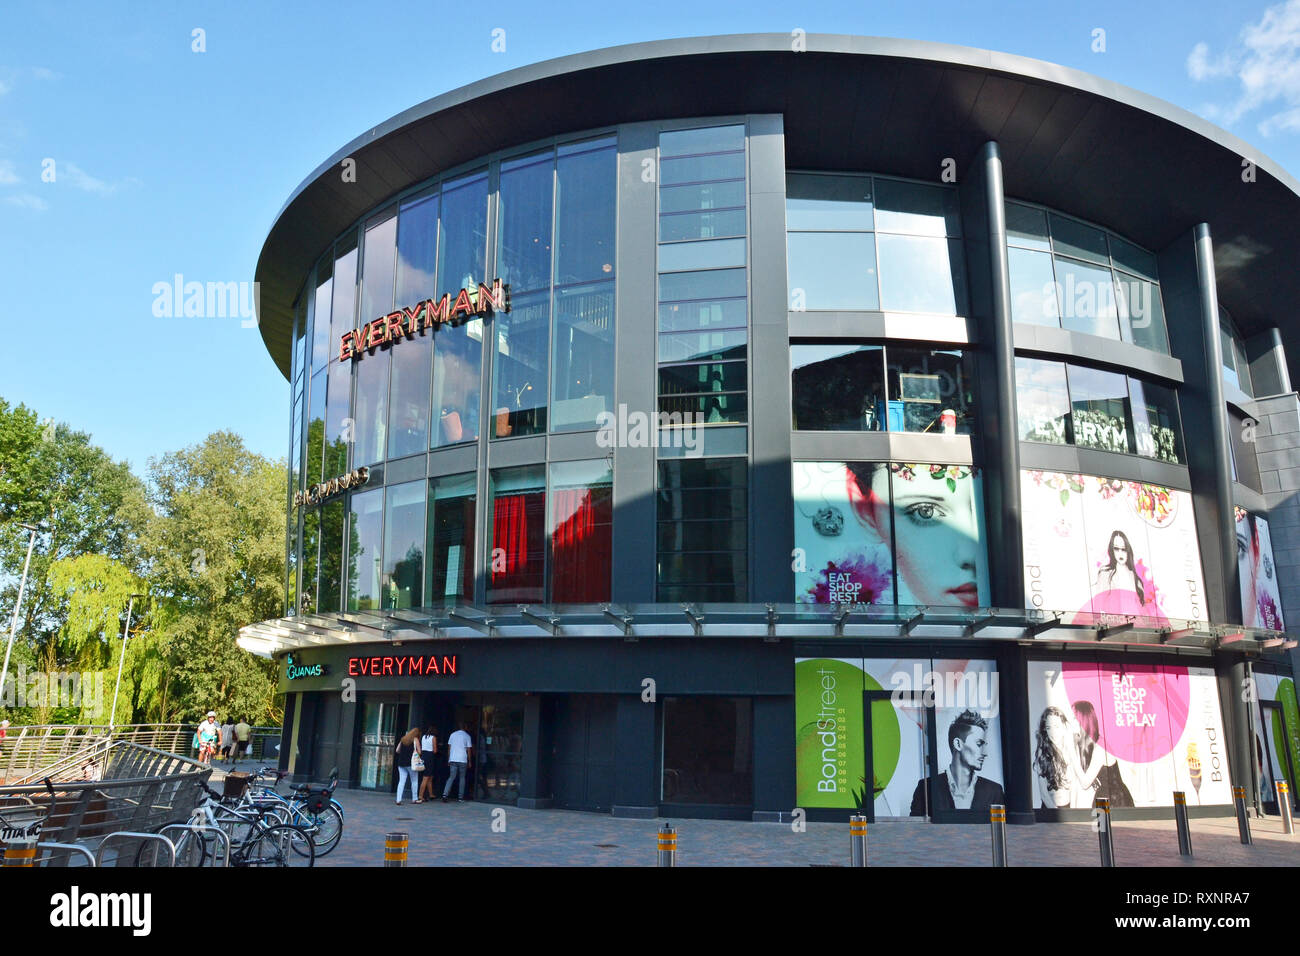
top-left (476, 699), bottom-right (524, 804)
top-left (358, 697), bottom-right (403, 790)
top-left (864, 690), bottom-right (934, 822)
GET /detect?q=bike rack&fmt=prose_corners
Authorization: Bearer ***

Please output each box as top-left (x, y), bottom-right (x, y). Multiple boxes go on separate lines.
top-left (33, 841), bottom-right (97, 867)
top-left (158, 823), bottom-right (231, 867)
top-left (95, 831), bottom-right (177, 868)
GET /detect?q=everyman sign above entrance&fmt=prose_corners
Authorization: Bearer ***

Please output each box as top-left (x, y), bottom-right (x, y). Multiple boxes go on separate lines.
top-left (338, 278), bottom-right (511, 362)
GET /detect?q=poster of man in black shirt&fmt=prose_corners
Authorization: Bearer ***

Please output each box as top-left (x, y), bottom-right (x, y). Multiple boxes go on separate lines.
top-left (910, 709), bottom-right (1004, 816)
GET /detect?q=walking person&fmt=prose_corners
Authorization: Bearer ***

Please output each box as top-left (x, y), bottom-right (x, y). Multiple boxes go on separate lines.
top-left (418, 725), bottom-right (439, 803)
top-left (197, 711), bottom-right (219, 765)
top-left (219, 717), bottom-right (236, 762)
top-left (233, 716), bottom-right (252, 765)
top-left (394, 726), bottom-right (422, 805)
top-left (442, 722), bottom-right (473, 803)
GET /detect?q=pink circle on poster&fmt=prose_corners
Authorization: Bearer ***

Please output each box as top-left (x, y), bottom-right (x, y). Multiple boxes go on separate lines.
top-left (1061, 663), bottom-right (1189, 763)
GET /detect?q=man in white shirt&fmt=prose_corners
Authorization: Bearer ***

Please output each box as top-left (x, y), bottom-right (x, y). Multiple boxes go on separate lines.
top-left (197, 711), bottom-right (220, 764)
top-left (442, 723), bottom-right (474, 802)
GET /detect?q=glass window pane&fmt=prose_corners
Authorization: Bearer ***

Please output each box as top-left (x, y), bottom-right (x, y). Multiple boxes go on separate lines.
top-left (427, 473), bottom-right (476, 604)
top-left (877, 235), bottom-right (963, 314)
top-left (1005, 202), bottom-right (1050, 251)
top-left (306, 368), bottom-right (326, 484)
top-left (293, 299), bottom-right (307, 386)
top-left (387, 328), bottom-right (431, 460)
top-left (658, 298), bottom-right (747, 333)
top-left (329, 234), bottom-right (358, 357)
top-left (656, 519), bottom-right (746, 552)
top-left (1116, 273), bottom-right (1169, 353)
top-left (381, 481), bottom-right (424, 609)
top-left (1009, 248), bottom-right (1060, 326)
top-left (1234, 336), bottom-right (1254, 395)
top-left (658, 457), bottom-right (747, 490)
top-left (1108, 235), bottom-right (1158, 281)
top-left (659, 329), bottom-right (747, 364)
top-left (658, 392), bottom-right (748, 425)
top-left (659, 125), bottom-right (744, 157)
top-left (290, 394), bottom-right (303, 494)
top-left (791, 344), bottom-right (885, 431)
top-left (873, 180), bottom-right (959, 236)
top-left (498, 152), bottom-right (555, 293)
top-left (660, 361), bottom-right (747, 395)
top-left (347, 487), bottom-right (384, 611)
top-left (488, 466), bottom-right (546, 604)
top-left (659, 237), bottom-right (746, 272)
top-left (324, 362), bottom-right (351, 476)
top-left (549, 459), bottom-right (613, 603)
top-left (888, 462), bottom-right (987, 607)
top-left (792, 460), bottom-right (894, 604)
top-left (440, 173), bottom-right (488, 289)
top-left (662, 697), bottom-right (752, 805)
top-left (1067, 365), bottom-right (1133, 454)
top-left (353, 346), bottom-right (389, 467)
top-left (786, 232), bottom-right (878, 310)
top-left (319, 500), bottom-right (344, 614)
top-left (659, 268), bottom-right (747, 302)
top-left (556, 142), bottom-right (616, 285)
top-left (659, 209), bottom-right (747, 242)
top-left (785, 174), bottom-right (874, 230)
top-left (299, 507), bottom-right (320, 615)
top-left (660, 152), bottom-right (745, 185)
top-left (1129, 378), bottom-right (1184, 464)
top-left (657, 458), bottom-right (747, 602)
top-left (359, 213), bottom-right (397, 326)
top-left (311, 264), bottom-right (332, 372)
top-left (660, 180), bottom-right (746, 214)
top-left (658, 425), bottom-right (748, 458)
top-left (492, 290), bottom-right (548, 438)
top-left (557, 134), bottom-right (616, 157)
top-left (1014, 357), bottom-right (1071, 444)
top-left (552, 280), bottom-right (615, 431)
top-left (1049, 215), bottom-right (1108, 264)
top-left (396, 193), bottom-right (439, 306)
top-left (1053, 257), bottom-right (1121, 339)
top-left (1220, 326), bottom-right (1240, 388)
top-left (885, 348), bottom-right (975, 434)
top-left (433, 175), bottom-right (488, 448)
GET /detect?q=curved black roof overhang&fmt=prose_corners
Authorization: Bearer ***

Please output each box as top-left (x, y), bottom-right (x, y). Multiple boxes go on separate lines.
top-left (255, 33), bottom-right (1300, 379)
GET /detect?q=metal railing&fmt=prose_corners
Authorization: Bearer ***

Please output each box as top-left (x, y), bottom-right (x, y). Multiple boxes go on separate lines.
top-left (0, 724), bottom-right (282, 783)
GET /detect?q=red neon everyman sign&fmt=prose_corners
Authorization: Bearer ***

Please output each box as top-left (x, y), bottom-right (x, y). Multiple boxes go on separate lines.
top-left (339, 279), bottom-right (510, 362)
top-left (347, 655), bottom-right (459, 677)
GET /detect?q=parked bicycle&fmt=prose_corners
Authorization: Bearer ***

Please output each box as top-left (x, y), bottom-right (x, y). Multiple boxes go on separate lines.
top-left (142, 779), bottom-right (314, 867)
top-left (233, 766), bottom-right (343, 857)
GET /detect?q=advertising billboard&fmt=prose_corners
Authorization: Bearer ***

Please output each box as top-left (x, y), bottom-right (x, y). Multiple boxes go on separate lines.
top-left (1236, 508), bottom-right (1286, 631)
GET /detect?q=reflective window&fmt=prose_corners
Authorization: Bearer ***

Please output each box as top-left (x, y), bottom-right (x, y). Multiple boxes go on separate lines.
top-left (1015, 357), bottom-right (1071, 444)
top-left (1054, 256), bottom-right (1121, 340)
top-left (660, 153), bottom-right (745, 185)
top-left (874, 179), bottom-right (960, 237)
top-left (311, 262), bottom-right (333, 372)
top-left (306, 368), bottom-right (325, 484)
top-left (659, 125), bottom-right (745, 156)
top-left (1008, 248), bottom-right (1059, 326)
top-left (290, 394), bottom-right (302, 494)
top-left (660, 208), bottom-right (746, 242)
top-left (1229, 408), bottom-right (1261, 490)
top-left (493, 291), bottom-right (549, 436)
top-left (381, 481), bottom-right (424, 610)
top-left (389, 194), bottom-right (438, 460)
top-left (353, 331), bottom-right (390, 467)
top-left (488, 465), bottom-right (546, 604)
top-left (658, 298), bottom-right (747, 333)
top-left (1109, 235), bottom-right (1158, 281)
top-left (498, 152), bottom-right (554, 293)
top-left (658, 237), bottom-right (745, 272)
top-left (657, 458), bottom-right (747, 603)
top-left (885, 347), bottom-right (974, 434)
top-left (319, 499), bottom-right (344, 614)
top-left (299, 507), bottom-right (320, 615)
top-left (1129, 377), bottom-right (1184, 464)
top-left (427, 473), bottom-right (476, 604)
top-left (791, 344), bottom-right (885, 431)
top-left (660, 180), bottom-right (746, 215)
top-left (1067, 365), bottom-right (1132, 454)
top-left (552, 281), bottom-right (615, 431)
top-left (786, 174), bottom-right (873, 230)
top-left (876, 235), bottom-right (963, 314)
top-left (549, 460), bottom-right (612, 603)
top-left (1116, 273), bottom-right (1168, 354)
top-left (659, 268), bottom-right (747, 302)
top-left (658, 329), bottom-right (746, 364)
top-left (359, 213), bottom-right (397, 327)
top-left (329, 233), bottom-right (358, 360)
top-left (324, 362), bottom-right (351, 476)
top-left (1049, 214), bottom-right (1108, 264)
top-left (292, 298), bottom-right (307, 387)
top-left (347, 487), bottom-right (384, 612)
top-left (1005, 203), bottom-right (1050, 251)
top-left (787, 232), bottom-right (877, 310)
top-left (555, 137), bottom-right (616, 285)
top-left (432, 174), bottom-right (487, 448)
top-left (395, 193), bottom-right (439, 306)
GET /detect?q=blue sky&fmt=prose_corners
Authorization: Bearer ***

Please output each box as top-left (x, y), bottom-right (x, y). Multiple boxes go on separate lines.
top-left (1, 0), bottom-right (1297, 475)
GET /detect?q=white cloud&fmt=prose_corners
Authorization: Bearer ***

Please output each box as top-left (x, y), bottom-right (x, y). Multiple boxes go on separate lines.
top-left (1187, 0), bottom-right (1300, 136)
top-left (61, 162), bottom-right (139, 195)
top-left (0, 160), bottom-right (18, 185)
top-left (4, 193), bottom-right (48, 211)
top-left (31, 67), bottom-right (60, 81)
top-left (0, 80), bottom-right (10, 97)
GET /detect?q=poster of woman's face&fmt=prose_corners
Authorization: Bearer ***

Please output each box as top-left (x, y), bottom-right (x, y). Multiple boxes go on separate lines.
top-left (793, 461), bottom-right (988, 607)
top-left (1027, 660), bottom-right (1229, 809)
top-left (1020, 471), bottom-right (1206, 626)
top-left (1236, 508), bottom-right (1285, 631)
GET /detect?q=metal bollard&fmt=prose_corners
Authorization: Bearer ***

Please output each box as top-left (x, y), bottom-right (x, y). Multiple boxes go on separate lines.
top-left (1232, 786), bottom-right (1253, 845)
top-left (657, 823), bottom-right (677, 867)
top-left (1172, 792), bottom-right (1193, 857)
top-left (989, 804), bottom-right (1008, 866)
top-left (849, 814), bottom-right (868, 867)
top-left (1095, 797), bottom-right (1115, 867)
top-left (384, 830), bottom-right (408, 867)
top-left (2, 833), bottom-right (38, 867)
top-left (1276, 781), bottom-right (1295, 835)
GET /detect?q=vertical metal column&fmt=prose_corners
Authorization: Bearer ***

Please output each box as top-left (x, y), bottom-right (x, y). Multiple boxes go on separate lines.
top-left (1095, 797), bottom-right (1115, 866)
top-left (989, 804), bottom-right (1008, 866)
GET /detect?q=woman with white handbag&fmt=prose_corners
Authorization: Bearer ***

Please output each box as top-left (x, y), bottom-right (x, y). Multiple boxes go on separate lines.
top-left (395, 727), bottom-right (423, 804)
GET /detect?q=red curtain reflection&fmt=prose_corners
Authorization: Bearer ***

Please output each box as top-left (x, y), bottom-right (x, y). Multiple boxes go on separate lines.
top-left (551, 487), bottom-right (612, 602)
top-left (491, 491), bottom-right (545, 602)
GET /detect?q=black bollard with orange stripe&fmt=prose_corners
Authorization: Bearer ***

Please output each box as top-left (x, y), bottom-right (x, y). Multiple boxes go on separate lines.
top-left (384, 830), bottom-right (408, 867)
top-left (989, 804), bottom-right (1008, 866)
top-left (1172, 791), bottom-right (1192, 857)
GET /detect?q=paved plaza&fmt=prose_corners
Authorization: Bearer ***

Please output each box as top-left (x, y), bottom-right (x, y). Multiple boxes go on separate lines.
top-left (308, 786), bottom-right (1300, 867)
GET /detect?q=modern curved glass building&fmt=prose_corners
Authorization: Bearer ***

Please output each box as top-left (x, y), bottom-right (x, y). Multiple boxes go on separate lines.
top-left (242, 34), bottom-right (1300, 824)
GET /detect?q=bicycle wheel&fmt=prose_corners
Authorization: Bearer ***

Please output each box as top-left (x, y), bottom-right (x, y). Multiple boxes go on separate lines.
top-left (294, 803), bottom-right (342, 856)
top-left (238, 823), bottom-right (315, 867)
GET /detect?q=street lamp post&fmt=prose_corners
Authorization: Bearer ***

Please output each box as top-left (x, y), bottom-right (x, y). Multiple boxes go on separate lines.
top-left (109, 593), bottom-right (145, 733)
top-left (0, 523), bottom-right (40, 712)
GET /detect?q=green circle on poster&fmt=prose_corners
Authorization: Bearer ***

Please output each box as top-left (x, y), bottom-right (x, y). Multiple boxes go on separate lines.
top-left (865, 673), bottom-right (901, 796)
